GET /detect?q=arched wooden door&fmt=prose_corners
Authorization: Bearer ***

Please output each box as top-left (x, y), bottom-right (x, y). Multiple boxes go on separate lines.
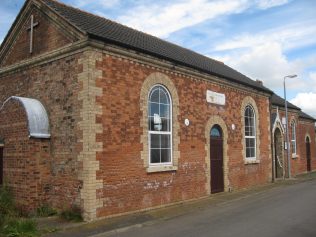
top-left (210, 125), bottom-right (224, 194)
top-left (306, 137), bottom-right (311, 172)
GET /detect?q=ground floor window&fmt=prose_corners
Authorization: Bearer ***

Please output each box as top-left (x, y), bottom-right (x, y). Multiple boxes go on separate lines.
top-left (148, 85), bottom-right (172, 165)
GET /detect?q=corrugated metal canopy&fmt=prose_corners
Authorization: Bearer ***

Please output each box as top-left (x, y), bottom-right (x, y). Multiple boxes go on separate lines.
top-left (1, 96), bottom-right (50, 138)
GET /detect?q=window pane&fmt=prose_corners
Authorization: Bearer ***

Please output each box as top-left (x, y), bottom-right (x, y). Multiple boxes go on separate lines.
top-left (148, 117), bottom-right (154, 131)
top-left (291, 124), bottom-right (295, 140)
top-left (161, 134), bottom-right (170, 148)
top-left (150, 89), bottom-right (159, 103)
top-left (250, 147), bottom-right (255, 158)
top-left (159, 89), bottom-right (169, 104)
top-left (210, 126), bottom-right (221, 137)
top-left (149, 102), bottom-right (159, 117)
top-left (161, 149), bottom-right (171, 163)
top-left (246, 138), bottom-right (250, 147)
top-left (246, 148), bottom-right (251, 158)
top-left (245, 117), bottom-right (249, 127)
top-left (291, 132), bottom-right (295, 140)
top-left (292, 141), bottom-right (296, 153)
top-left (160, 104), bottom-right (170, 118)
top-left (151, 149), bottom-right (160, 163)
top-left (246, 137), bottom-right (255, 158)
top-left (150, 134), bottom-right (160, 148)
top-left (245, 126), bottom-right (250, 136)
top-left (161, 118), bottom-right (170, 131)
top-left (249, 126), bottom-right (255, 136)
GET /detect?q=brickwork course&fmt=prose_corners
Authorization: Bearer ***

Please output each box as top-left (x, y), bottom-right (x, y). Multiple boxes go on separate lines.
top-left (0, 0), bottom-right (315, 221)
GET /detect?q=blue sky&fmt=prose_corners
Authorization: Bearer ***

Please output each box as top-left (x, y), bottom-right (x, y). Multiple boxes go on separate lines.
top-left (1, 0), bottom-right (316, 117)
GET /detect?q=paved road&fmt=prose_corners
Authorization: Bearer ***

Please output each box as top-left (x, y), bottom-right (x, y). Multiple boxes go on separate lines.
top-left (98, 179), bottom-right (316, 237)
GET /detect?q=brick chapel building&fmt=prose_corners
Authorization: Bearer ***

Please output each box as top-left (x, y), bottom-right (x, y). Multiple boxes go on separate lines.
top-left (0, 0), bottom-right (315, 221)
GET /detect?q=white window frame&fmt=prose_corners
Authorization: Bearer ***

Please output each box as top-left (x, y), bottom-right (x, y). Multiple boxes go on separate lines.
top-left (148, 85), bottom-right (173, 166)
top-left (291, 121), bottom-right (297, 155)
top-left (244, 105), bottom-right (257, 160)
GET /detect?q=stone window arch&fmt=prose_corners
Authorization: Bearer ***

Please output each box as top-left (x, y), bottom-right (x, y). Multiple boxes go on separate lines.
top-left (241, 96), bottom-right (260, 164)
top-left (140, 72), bottom-right (180, 173)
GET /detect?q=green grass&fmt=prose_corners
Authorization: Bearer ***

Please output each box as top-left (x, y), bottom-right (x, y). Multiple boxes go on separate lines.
top-left (0, 185), bottom-right (39, 237)
top-left (0, 186), bottom-right (16, 221)
top-left (36, 205), bottom-right (57, 217)
top-left (1, 218), bottom-right (38, 237)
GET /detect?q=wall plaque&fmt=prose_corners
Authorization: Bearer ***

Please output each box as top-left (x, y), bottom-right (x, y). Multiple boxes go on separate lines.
top-left (206, 90), bottom-right (225, 105)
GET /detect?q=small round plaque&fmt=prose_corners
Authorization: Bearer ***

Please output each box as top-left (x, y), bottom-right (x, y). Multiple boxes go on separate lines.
top-left (231, 124), bottom-right (236, 130)
top-left (185, 119), bottom-right (190, 126)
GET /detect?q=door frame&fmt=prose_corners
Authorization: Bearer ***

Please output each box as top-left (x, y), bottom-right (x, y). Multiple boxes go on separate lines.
top-left (306, 135), bottom-right (311, 172)
top-left (205, 116), bottom-right (229, 195)
top-left (272, 126), bottom-right (285, 180)
top-left (210, 125), bottom-right (224, 193)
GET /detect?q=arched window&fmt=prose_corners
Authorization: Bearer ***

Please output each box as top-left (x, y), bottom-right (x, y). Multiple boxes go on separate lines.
top-left (210, 125), bottom-right (222, 138)
top-left (148, 85), bottom-right (172, 165)
top-left (244, 105), bottom-right (256, 159)
top-left (291, 121), bottom-right (297, 155)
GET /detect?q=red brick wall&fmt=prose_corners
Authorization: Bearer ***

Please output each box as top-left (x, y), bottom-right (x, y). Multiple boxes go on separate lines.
top-left (1, 7), bottom-right (73, 67)
top-left (271, 108), bottom-right (316, 176)
top-left (296, 120), bottom-right (316, 174)
top-left (0, 99), bottom-right (51, 212)
top-left (0, 53), bottom-right (83, 212)
top-left (95, 54), bottom-right (272, 218)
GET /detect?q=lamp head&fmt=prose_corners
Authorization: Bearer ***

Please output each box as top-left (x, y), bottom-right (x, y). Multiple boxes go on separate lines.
top-left (285, 74), bottom-right (297, 78)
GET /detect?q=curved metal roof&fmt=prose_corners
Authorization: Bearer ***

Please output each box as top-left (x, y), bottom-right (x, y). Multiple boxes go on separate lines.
top-left (0, 96), bottom-right (50, 138)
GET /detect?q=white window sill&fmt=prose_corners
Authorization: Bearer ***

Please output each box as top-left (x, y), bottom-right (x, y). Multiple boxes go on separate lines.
top-left (147, 165), bottom-right (178, 173)
top-left (292, 154), bottom-right (299, 159)
top-left (244, 159), bottom-right (260, 165)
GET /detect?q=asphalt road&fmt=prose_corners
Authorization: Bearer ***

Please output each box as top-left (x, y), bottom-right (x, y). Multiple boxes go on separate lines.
top-left (99, 179), bottom-right (316, 237)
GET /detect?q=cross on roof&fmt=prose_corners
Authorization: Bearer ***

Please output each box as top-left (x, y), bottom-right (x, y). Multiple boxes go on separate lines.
top-left (26, 15), bottom-right (39, 54)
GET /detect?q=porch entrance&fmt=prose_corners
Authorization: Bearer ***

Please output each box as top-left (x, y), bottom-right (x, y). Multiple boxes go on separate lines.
top-left (274, 128), bottom-right (283, 179)
top-left (210, 125), bottom-right (224, 194)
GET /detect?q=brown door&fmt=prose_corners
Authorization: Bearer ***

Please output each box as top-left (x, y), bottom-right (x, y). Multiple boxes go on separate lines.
top-left (210, 125), bottom-right (224, 194)
top-left (306, 137), bottom-right (311, 172)
top-left (0, 147), bottom-right (3, 185)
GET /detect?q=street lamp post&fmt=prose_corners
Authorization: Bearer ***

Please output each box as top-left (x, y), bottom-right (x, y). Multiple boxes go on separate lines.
top-left (284, 74), bottom-right (297, 179)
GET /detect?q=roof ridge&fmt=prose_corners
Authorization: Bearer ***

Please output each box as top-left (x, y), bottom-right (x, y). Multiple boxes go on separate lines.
top-left (37, 0), bottom-right (272, 93)
top-left (43, 0), bottom-right (221, 64)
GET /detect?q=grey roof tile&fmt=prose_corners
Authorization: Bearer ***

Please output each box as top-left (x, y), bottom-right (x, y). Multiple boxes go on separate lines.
top-left (299, 111), bottom-right (316, 121)
top-left (271, 93), bottom-right (301, 110)
top-left (42, 0), bottom-right (272, 93)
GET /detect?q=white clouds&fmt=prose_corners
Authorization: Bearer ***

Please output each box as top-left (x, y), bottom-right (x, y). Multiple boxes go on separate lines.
top-left (255, 0), bottom-right (289, 10)
top-left (66, 0), bottom-right (290, 39)
top-left (214, 22), bottom-right (316, 52)
top-left (115, 0), bottom-right (290, 38)
top-left (72, 0), bottom-right (120, 9)
top-left (290, 92), bottom-right (316, 117)
top-left (118, 0), bottom-right (250, 38)
top-left (215, 42), bottom-right (302, 89)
